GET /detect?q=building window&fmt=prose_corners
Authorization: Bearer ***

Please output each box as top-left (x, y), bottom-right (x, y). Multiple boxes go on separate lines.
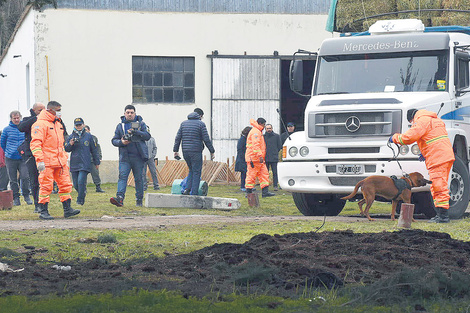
top-left (132, 56), bottom-right (195, 103)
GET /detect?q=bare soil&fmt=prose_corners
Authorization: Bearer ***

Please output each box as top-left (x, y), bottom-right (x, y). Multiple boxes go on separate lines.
top-left (1, 215), bottom-right (470, 298)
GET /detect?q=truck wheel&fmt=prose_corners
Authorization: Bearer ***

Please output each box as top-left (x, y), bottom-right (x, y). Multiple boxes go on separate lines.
top-left (448, 155), bottom-right (470, 219)
top-left (412, 192), bottom-right (436, 218)
top-left (292, 193), bottom-right (345, 216)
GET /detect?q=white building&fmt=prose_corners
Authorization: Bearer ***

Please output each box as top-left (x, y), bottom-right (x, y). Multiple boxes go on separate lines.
top-left (0, 0), bottom-right (332, 181)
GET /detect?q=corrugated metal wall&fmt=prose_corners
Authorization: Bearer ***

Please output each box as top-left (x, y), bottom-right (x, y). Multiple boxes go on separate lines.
top-left (54, 0), bottom-right (330, 14)
top-left (212, 58), bottom-right (280, 164)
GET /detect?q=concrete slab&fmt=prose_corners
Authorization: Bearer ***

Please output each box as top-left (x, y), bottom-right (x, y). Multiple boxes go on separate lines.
top-left (145, 193), bottom-right (240, 210)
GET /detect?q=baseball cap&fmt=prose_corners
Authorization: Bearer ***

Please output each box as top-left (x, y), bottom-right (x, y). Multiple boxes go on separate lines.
top-left (287, 122), bottom-right (295, 127)
top-left (74, 117), bottom-right (84, 125)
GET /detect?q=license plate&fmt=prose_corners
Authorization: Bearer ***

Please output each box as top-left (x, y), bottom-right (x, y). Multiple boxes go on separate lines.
top-left (336, 164), bottom-right (364, 175)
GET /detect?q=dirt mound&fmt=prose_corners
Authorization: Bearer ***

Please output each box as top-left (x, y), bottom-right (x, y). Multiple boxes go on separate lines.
top-left (2, 229), bottom-right (470, 298)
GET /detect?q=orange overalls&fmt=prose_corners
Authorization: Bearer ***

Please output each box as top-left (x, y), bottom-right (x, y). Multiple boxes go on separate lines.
top-left (245, 119), bottom-right (270, 190)
top-left (393, 110), bottom-right (455, 209)
top-left (30, 110), bottom-right (72, 204)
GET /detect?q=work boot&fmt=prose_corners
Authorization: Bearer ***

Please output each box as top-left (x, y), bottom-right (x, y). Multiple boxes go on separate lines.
top-left (38, 203), bottom-right (54, 220)
top-left (13, 198), bottom-right (21, 206)
top-left (24, 195), bottom-right (33, 205)
top-left (428, 207), bottom-right (450, 223)
top-left (95, 185), bottom-right (105, 193)
top-left (136, 199), bottom-right (143, 207)
top-left (33, 204), bottom-right (41, 213)
top-left (262, 187), bottom-right (275, 198)
top-left (246, 188), bottom-right (253, 194)
top-left (63, 199), bottom-right (80, 218)
top-left (110, 196), bottom-right (124, 207)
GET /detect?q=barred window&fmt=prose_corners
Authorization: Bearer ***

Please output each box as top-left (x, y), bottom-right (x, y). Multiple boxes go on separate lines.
top-left (132, 56), bottom-right (195, 103)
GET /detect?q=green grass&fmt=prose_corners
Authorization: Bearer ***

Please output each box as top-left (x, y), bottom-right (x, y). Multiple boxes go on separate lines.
top-left (0, 183), bottom-right (387, 220)
top-left (2, 184), bottom-right (470, 312)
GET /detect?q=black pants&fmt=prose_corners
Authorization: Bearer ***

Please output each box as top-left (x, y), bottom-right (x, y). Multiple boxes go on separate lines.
top-left (24, 155), bottom-right (39, 205)
top-left (265, 162), bottom-right (279, 187)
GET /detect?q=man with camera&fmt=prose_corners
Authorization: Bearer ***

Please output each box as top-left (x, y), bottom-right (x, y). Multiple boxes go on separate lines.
top-left (111, 105), bottom-right (150, 207)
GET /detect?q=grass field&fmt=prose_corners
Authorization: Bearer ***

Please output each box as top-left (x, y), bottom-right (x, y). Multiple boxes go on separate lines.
top-left (1, 183), bottom-right (470, 312)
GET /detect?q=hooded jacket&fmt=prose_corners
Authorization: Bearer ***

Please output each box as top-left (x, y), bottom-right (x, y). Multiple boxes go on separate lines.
top-left (245, 119), bottom-right (266, 163)
top-left (111, 115), bottom-right (150, 162)
top-left (173, 112), bottom-right (215, 154)
top-left (1, 121), bottom-right (26, 160)
top-left (65, 129), bottom-right (100, 172)
top-left (30, 109), bottom-right (68, 168)
top-left (393, 109), bottom-right (455, 168)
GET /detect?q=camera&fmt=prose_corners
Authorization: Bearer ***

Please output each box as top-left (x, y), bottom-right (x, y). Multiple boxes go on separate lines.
top-left (71, 137), bottom-right (79, 143)
top-left (123, 122), bottom-right (140, 141)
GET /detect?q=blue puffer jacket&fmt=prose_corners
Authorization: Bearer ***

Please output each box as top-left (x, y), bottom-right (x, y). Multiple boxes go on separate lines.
top-left (111, 115), bottom-right (150, 162)
top-left (173, 112), bottom-right (215, 154)
top-left (0, 122), bottom-right (25, 160)
top-left (65, 130), bottom-right (100, 172)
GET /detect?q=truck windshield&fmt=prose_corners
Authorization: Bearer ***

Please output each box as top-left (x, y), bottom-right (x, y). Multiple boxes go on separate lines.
top-left (314, 50), bottom-right (448, 95)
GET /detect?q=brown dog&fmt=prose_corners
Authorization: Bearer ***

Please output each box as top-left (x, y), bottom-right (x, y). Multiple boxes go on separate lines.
top-left (341, 172), bottom-right (432, 221)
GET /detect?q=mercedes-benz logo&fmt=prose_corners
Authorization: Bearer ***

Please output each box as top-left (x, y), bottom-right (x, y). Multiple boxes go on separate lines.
top-left (345, 116), bottom-right (361, 132)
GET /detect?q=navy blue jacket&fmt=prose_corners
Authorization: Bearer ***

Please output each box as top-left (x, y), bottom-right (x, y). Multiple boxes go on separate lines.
top-left (111, 115), bottom-right (150, 162)
top-left (173, 112), bottom-right (215, 154)
top-left (1, 121), bottom-right (25, 160)
top-left (65, 130), bottom-right (100, 172)
top-left (264, 131), bottom-right (282, 163)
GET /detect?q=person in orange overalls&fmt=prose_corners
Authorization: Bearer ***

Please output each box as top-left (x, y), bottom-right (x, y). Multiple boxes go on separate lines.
top-left (391, 109), bottom-right (455, 223)
top-left (245, 118), bottom-right (275, 198)
top-left (30, 101), bottom-right (80, 220)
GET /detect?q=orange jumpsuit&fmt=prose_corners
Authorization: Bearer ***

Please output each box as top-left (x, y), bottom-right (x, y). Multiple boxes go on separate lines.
top-left (245, 119), bottom-right (270, 190)
top-left (393, 110), bottom-right (455, 209)
top-left (30, 110), bottom-right (72, 204)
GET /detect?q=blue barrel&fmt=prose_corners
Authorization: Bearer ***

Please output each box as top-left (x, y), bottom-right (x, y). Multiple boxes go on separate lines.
top-left (171, 179), bottom-right (208, 196)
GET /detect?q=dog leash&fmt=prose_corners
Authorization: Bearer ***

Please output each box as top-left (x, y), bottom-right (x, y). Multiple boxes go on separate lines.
top-left (387, 140), bottom-right (409, 177)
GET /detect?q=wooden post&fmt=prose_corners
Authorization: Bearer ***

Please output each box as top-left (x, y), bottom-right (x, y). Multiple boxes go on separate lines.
top-left (397, 203), bottom-right (415, 228)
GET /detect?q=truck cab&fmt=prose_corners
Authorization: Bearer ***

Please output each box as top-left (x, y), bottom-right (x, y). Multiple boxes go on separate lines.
top-left (279, 19), bottom-right (470, 219)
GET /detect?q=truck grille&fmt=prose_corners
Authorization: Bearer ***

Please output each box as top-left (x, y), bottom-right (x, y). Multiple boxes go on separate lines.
top-left (308, 110), bottom-right (401, 137)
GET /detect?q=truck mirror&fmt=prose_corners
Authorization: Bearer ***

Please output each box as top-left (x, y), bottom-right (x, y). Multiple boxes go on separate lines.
top-left (289, 60), bottom-right (304, 93)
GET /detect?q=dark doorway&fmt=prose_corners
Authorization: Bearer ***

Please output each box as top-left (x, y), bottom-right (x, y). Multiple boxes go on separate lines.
top-left (279, 59), bottom-right (316, 133)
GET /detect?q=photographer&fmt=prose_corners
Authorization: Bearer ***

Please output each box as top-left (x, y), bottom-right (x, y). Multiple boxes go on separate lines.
top-left (110, 105), bottom-right (150, 207)
top-left (65, 118), bottom-right (100, 206)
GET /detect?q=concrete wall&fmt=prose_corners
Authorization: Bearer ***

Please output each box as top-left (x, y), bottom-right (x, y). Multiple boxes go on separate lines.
top-left (0, 9), bottom-right (36, 128)
top-left (32, 9), bottom-right (332, 164)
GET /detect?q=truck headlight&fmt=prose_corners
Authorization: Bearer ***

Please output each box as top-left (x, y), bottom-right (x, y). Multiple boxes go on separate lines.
top-left (289, 147), bottom-right (298, 157)
top-left (411, 144), bottom-right (421, 155)
top-left (299, 146), bottom-right (309, 157)
top-left (399, 145), bottom-right (409, 155)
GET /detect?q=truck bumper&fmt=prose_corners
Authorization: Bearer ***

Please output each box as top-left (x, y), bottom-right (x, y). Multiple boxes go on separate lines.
top-left (278, 160), bottom-right (430, 193)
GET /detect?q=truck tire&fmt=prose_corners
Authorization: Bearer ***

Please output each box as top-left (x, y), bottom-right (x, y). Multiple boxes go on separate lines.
top-left (411, 192), bottom-right (436, 218)
top-left (292, 193), bottom-right (345, 216)
top-left (448, 155), bottom-right (470, 219)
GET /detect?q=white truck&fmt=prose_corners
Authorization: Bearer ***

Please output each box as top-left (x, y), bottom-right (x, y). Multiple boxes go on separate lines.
top-left (279, 19), bottom-right (470, 219)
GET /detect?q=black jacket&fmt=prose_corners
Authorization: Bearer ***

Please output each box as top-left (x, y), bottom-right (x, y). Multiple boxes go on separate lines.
top-left (173, 112), bottom-right (215, 154)
top-left (235, 135), bottom-right (247, 172)
top-left (111, 115), bottom-right (150, 162)
top-left (17, 109), bottom-right (38, 158)
top-left (264, 131), bottom-right (282, 163)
